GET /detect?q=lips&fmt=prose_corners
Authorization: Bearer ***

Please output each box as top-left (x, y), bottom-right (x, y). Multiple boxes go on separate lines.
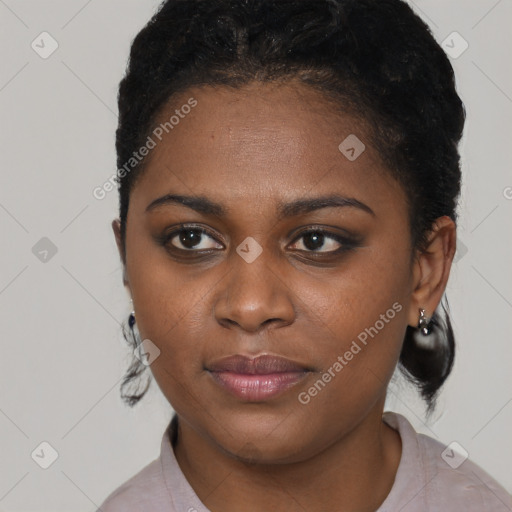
top-left (207, 354), bottom-right (310, 401)
top-left (208, 354), bottom-right (309, 374)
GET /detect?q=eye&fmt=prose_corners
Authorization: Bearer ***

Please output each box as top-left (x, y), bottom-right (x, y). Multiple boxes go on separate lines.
top-left (288, 228), bottom-right (357, 254)
top-left (163, 225), bottom-right (224, 252)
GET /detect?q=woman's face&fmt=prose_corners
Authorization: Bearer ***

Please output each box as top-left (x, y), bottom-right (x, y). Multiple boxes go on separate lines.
top-left (114, 81), bottom-right (419, 463)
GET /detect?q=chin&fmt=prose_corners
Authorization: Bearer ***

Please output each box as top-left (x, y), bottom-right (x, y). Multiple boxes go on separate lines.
top-left (206, 407), bottom-right (319, 465)
top-left (220, 434), bottom-right (310, 465)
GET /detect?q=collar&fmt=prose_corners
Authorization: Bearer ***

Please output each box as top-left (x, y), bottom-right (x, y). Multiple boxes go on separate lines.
top-left (159, 411), bottom-right (423, 512)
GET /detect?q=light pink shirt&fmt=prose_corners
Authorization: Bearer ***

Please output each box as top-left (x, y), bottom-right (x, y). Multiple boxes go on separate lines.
top-left (97, 411), bottom-right (512, 511)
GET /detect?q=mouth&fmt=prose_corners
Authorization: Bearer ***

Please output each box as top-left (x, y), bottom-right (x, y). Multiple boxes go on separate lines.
top-left (206, 354), bottom-right (311, 402)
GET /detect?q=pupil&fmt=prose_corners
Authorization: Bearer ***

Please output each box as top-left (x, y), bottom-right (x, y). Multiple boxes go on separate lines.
top-left (304, 232), bottom-right (324, 251)
top-left (179, 229), bottom-right (202, 249)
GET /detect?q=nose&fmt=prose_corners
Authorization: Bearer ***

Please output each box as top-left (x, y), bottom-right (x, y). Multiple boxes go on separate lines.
top-left (213, 250), bottom-right (296, 333)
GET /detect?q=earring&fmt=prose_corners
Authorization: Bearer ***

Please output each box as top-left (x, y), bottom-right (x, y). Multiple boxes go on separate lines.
top-left (417, 308), bottom-right (430, 335)
top-left (412, 308), bottom-right (440, 349)
top-left (129, 310), bottom-right (136, 329)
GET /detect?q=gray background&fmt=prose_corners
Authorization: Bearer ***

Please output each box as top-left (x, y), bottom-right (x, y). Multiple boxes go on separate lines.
top-left (0, 0), bottom-right (511, 510)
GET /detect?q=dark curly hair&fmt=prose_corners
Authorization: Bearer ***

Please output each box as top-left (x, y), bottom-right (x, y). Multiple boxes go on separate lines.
top-left (114, 0), bottom-right (465, 414)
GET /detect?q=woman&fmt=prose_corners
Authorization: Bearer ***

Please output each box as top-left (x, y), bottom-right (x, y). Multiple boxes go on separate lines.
top-left (99, 0), bottom-right (512, 510)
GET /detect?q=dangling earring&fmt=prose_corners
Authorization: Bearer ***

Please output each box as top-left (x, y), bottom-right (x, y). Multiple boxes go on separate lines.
top-left (412, 308), bottom-right (440, 349)
top-left (129, 310), bottom-right (136, 329)
top-left (417, 308), bottom-right (430, 335)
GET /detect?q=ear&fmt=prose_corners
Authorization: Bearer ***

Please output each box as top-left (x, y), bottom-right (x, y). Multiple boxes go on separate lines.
top-left (407, 216), bottom-right (457, 328)
top-left (112, 218), bottom-right (130, 290)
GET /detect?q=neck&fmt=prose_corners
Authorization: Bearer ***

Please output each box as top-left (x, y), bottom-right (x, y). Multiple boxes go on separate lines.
top-left (173, 402), bottom-right (402, 512)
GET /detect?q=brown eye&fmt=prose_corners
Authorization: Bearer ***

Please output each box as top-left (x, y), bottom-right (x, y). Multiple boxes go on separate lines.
top-left (163, 226), bottom-right (223, 252)
top-left (288, 228), bottom-right (359, 255)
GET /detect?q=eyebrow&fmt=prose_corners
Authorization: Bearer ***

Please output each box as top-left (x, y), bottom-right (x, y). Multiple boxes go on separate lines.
top-left (145, 193), bottom-right (375, 219)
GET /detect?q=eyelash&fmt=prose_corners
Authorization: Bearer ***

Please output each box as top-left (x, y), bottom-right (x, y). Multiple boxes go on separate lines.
top-left (157, 224), bottom-right (360, 258)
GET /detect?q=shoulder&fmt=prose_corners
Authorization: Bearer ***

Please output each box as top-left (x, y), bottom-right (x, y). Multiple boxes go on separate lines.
top-left (383, 411), bottom-right (512, 511)
top-left (96, 457), bottom-right (172, 512)
top-left (96, 417), bottom-right (188, 512)
top-left (416, 431), bottom-right (512, 510)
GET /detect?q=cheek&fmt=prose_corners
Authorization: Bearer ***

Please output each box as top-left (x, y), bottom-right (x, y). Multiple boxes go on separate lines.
top-left (300, 242), bottom-right (410, 345)
top-left (293, 241), bottom-right (411, 398)
top-left (125, 251), bottom-right (215, 398)
top-left (300, 279), bottom-right (407, 395)
top-left (293, 280), bottom-right (408, 443)
top-left (126, 230), bottom-right (211, 337)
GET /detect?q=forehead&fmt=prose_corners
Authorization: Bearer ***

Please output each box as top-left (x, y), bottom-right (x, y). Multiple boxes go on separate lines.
top-left (129, 81), bottom-right (405, 218)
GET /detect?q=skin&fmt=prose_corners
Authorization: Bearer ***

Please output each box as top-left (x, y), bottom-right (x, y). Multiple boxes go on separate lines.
top-left (112, 80), bottom-right (456, 511)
